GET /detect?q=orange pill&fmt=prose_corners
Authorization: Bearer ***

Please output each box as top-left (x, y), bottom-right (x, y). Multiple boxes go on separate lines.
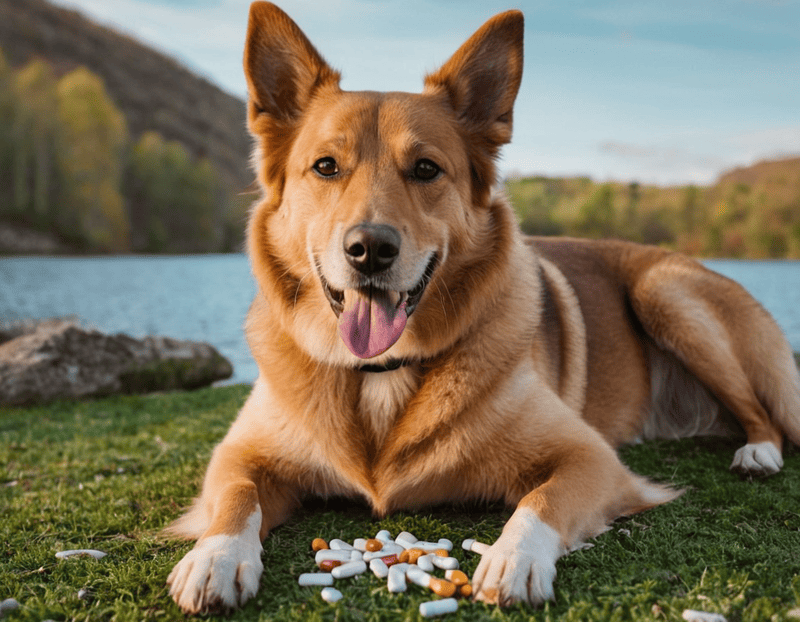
top-left (318, 559), bottom-right (342, 572)
top-left (312, 538), bottom-right (329, 552)
top-left (365, 538), bottom-right (382, 552)
top-left (429, 577), bottom-right (457, 598)
top-left (459, 583), bottom-right (473, 598)
top-left (445, 569), bottom-right (469, 586)
top-left (435, 549), bottom-right (450, 557)
top-left (402, 548), bottom-right (425, 564)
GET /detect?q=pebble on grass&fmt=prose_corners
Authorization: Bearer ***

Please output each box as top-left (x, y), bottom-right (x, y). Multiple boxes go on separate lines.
top-left (55, 549), bottom-right (107, 560)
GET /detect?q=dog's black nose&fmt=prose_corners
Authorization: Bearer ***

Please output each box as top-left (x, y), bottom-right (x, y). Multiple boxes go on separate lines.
top-left (343, 223), bottom-right (401, 275)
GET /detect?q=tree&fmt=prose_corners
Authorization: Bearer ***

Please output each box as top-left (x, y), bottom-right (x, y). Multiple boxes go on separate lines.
top-left (576, 183), bottom-right (616, 238)
top-left (10, 59), bottom-right (59, 225)
top-left (56, 67), bottom-right (129, 250)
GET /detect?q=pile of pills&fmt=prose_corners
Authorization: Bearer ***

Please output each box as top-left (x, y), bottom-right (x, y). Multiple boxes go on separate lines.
top-left (298, 530), bottom-right (488, 617)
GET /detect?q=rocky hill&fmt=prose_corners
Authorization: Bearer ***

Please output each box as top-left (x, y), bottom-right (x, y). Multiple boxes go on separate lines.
top-left (0, 0), bottom-right (251, 191)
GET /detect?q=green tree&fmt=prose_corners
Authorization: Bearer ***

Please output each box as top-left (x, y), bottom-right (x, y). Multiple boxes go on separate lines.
top-left (10, 59), bottom-right (59, 225)
top-left (0, 48), bottom-right (14, 214)
top-left (56, 67), bottom-right (129, 250)
top-left (576, 183), bottom-right (616, 238)
top-left (127, 131), bottom-right (220, 252)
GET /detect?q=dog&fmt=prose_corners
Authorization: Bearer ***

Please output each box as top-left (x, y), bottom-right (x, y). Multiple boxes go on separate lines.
top-left (165, 2), bottom-right (800, 613)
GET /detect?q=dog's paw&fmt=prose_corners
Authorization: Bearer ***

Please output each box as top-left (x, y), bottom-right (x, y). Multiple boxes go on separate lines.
top-left (167, 511), bottom-right (264, 614)
top-left (472, 508), bottom-right (564, 607)
top-left (730, 441), bottom-right (783, 476)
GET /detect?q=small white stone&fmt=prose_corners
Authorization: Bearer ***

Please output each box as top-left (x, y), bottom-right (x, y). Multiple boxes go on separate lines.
top-left (0, 599), bottom-right (20, 614)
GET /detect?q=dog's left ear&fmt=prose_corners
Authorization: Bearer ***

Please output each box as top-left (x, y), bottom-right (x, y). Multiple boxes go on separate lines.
top-left (424, 11), bottom-right (523, 193)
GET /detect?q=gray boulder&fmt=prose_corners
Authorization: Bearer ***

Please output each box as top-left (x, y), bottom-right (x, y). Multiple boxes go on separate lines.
top-left (0, 319), bottom-right (233, 406)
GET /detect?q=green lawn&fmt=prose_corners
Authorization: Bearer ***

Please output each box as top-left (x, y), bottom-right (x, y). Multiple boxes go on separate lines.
top-left (2, 385), bottom-right (799, 621)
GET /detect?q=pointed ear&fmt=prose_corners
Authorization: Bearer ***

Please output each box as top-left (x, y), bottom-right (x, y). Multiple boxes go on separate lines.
top-left (424, 10), bottom-right (523, 196)
top-left (244, 2), bottom-right (339, 121)
top-left (243, 2), bottom-right (340, 187)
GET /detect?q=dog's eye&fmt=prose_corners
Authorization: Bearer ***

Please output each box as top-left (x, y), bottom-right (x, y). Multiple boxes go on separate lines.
top-left (412, 159), bottom-right (441, 182)
top-left (313, 157), bottom-right (339, 177)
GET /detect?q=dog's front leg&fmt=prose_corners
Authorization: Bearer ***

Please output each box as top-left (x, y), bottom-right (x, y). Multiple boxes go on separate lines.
top-left (472, 428), bottom-right (677, 607)
top-left (167, 443), bottom-right (298, 614)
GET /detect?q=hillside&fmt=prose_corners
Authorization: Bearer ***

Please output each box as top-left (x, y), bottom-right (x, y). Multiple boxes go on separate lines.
top-left (505, 155), bottom-right (800, 259)
top-left (0, 0), bottom-right (251, 191)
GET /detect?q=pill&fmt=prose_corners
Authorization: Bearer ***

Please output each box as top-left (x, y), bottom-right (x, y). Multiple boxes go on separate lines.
top-left (419, 597), bottom-right (458, 617)
top-left (407, 567), bottom-right (457, 597)
top-left (378, 553), bottom-right (400, 566)
top-left (365, 538), bottom-right (383, 552)
top-left (311, 538), bottom-right (329, 551)
top-left (298, 572), bottom-right (334, 586)
top-left (316, 550), bottom-right (352, 564)
top-left (55, 549), bottom-right (107, 560)
top-left (370, 557), bottom-right (389, 578)
top-left (387, 563), bottom-right (409, 592)
top-left (363, 545), bottom-right (402, 561)
top-left (329, 539), bottom-right (355, 551)
top-left (461, 539), bottom-right (490, 555)
top-left (375, 529), bottom-right (393, 543)
top-left (395, 531), bottom-right (418, 549)
top-left (437, 538), bottom-right (453, 551)
top-left (399, 547), bottom-right (425, 564)
top-left (431, 555), bottom-right (459, 570)
top-left (682, 611), bottom-right (728, 622)
top-left (445, 569), bottom-right (469, 586)
top-left (458, 583), bottom-right (473, 598)
top-left (320, 587), bottom-right (343, 603)
top-left (416, 554), bottom-right (435, 572)
top-left (353, 538), bottom-right (368, 551)
top-left (350, 550), bottom-right (364, 562)
top-left (318, 559), bottom-right (342, 572)
top-left (434, 549), bottom-right (449, 557)
top-left (331, 560), bottom-right (367, 579)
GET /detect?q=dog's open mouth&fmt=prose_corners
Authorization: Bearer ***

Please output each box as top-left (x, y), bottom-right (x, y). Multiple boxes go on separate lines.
top-left (319, 254), bottom-right (438, 359)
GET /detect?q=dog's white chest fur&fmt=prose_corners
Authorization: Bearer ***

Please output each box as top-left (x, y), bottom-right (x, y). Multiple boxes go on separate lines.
top-left (359, 366), bottom-right (419, 447)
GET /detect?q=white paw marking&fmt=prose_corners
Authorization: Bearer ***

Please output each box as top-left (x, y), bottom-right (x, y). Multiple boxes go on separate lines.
top-left (168, 507), bottom-right (263, 614)
top-left (472, 507), bottom-right (565, 606)
top-left (730, 441), bottom-right (783, 476)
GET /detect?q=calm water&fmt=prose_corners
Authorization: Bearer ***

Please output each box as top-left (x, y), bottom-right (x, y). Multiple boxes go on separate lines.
top-left (1, 255), bottom-right (798, 385)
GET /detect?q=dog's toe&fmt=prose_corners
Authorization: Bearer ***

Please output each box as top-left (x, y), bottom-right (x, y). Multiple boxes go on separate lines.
top-left (730, 441), bottom-right (783, 476)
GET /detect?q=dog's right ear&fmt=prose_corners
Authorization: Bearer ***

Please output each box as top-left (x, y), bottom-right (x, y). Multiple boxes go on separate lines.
top-left (244, 2), bottom-right (339, 123)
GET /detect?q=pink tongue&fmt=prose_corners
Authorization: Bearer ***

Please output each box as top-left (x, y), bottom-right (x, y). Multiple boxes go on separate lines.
top-left (338, 289), bottom-right (407, 359)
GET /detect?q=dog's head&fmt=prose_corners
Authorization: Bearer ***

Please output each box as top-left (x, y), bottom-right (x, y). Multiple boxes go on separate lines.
top-left (243, 2), bottom-right (523, 366)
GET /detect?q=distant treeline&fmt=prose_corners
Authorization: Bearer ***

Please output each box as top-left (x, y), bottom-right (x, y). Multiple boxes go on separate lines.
top-left (0, 48), bottom-right (251, 253)
top-left (506, 156), bottom-right (800, 259)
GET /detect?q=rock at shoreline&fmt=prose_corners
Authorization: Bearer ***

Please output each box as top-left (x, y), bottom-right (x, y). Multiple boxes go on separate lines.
top-left (0, 319), bottom-right (233, 406)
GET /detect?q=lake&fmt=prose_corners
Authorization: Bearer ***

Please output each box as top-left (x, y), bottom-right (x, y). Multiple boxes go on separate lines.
top-left (1, 255), bottom-right (798, 385)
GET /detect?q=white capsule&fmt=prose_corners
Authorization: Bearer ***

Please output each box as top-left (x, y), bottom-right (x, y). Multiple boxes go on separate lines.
top-left (329, 539), bottom-right (355, 551)
top-left (320, 587), bottom-right (343, 603)
top-left (353, 538), bottom-right (368, 551)
top-left (350, 550), bottom-right (364, 562)
top-left (682, 610), bottom-right (728, 622)
top-left (315, 550), bottom-right (352, 564)
top-left (431, 555), bottom-right (459, 570)
top-left (395, 531), bottom-right (418, 549)
top-left (416, 554), bottom-right (435, 572)
top-left (369, 557), bottom-right (389, 578)
top-left (419, 598), bottom-right (458, 617)
top-left (437, 538), bottom-right (453, 551)
top-left (461, 538), bottom-right (490, 555)
top-left (55, 549), bottom-right (107, 560)
top-left (375, 530), bottom-right (393, 543)
top-left (387, 563), bottom-right (409, 593)
top-left (298, 572), bottom-right (334, 586)
top-left (331, 560), bottom-right (367, 579)
top-left (363, 544), bottom-right (403, 561)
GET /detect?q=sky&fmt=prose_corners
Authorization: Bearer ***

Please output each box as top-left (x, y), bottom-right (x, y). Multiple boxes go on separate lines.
top-left (50, 0), bottom-right (800, 186)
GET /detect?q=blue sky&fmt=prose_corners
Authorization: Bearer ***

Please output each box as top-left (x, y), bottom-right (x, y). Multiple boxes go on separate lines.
top-left (51, 0), bottom-right (800, 185)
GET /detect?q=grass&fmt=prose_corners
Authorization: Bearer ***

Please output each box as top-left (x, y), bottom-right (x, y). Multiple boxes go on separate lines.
top-left (2, 385), bottom-right (800, 621)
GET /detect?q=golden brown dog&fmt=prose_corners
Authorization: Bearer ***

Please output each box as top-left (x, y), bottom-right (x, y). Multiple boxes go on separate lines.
top-left (166, 2), bottom-right (800, 613)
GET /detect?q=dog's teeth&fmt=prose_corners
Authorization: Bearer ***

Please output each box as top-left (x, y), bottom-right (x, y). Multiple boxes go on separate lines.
top-left (397, 292), bottom-right (409, 307)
